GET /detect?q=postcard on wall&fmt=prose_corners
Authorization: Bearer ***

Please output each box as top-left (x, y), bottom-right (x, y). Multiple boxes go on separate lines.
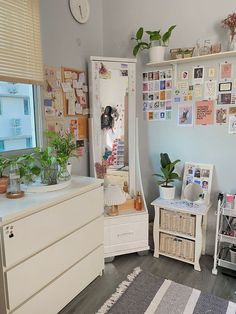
top-left (195, 100), bottom-right (214, 125)
top-left (204, 80), bottom-right (217, 100)
top-left (208, 67), bottom-right (216, 79)
top-left (45, 118), bottom-right (66, 135)
top-left (194, 84), bottom-right (203, 98)
top-left (178, 103), bottom-right (193, 127)
top-left (228, 115), bottom-right (236, 134)
top-left (229, 106), bottom-right (236, 115)
top-left (218, 93), bottom-right (232, 105)
top-left (215, 106), bottom-right (227, 124)
top-left (220, 63), bottom-right (232, 80)
top-left (181, 162), bottom-right (214, 205)
top-left (193, 66), bottom-right (204, 83)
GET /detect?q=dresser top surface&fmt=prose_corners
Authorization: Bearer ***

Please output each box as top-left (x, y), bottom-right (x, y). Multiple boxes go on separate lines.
top-left (151, 197), bottom-right (210, 215)
top-left (0, 176), bottom-right (103, 224)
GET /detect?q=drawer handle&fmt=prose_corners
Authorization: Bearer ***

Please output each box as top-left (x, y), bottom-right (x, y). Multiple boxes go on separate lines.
top-left (117, 232), bottom-right (134, 237)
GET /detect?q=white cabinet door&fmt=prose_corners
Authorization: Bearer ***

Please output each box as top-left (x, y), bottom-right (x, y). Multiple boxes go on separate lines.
top-left (3, 187), bottom-right (103, 268)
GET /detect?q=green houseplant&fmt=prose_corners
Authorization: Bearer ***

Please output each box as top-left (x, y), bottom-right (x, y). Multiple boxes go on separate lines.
top-left (153, 153), bottom-right (181, 199)
top-left (0, 156), bottom-right (10, 193)
top-left (46, 131), bottom-right (76, 181)
top-left (132, 25), bottom-right (176, 62)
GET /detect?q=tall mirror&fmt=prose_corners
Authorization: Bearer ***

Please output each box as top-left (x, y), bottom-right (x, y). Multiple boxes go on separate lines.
top-left (89, 57), bottom-right (136, 195)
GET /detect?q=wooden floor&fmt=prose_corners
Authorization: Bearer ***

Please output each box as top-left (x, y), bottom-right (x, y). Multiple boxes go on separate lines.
top-left (59, 253), bottom-right (236, 314)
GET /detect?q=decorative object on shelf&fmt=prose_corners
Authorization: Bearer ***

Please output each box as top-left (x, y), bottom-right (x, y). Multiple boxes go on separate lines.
top-left (104, 184), bottom-right (126, 216)
top-left (153, 153), bottom-right (181, 200)
top-left (34, 147), bottom-right (58, 185)
top-left (134, 191), bottom-right (143, 211)
top-left (199, 39), bottom-right (211, 55)
top-left (6, 162), bottom-right (24, 199)
top-left (222, 12), bottom-right (236, 51)
top-left (46, 131), bottom-right (76, 181)
top-left (0, 156), bottom-right (10, 194)
top-left (210, 42), bottom-right (221, 54)
top-left (132, 25), bottom-right (176, 62)
top-left (170, 47), bottom-right (194, 59)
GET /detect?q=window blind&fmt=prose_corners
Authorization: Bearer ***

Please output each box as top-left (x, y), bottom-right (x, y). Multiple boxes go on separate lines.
top-left (0, 0), bottom-right (43, 85)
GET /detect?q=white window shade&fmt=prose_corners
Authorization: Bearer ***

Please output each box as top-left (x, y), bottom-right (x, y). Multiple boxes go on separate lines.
top-left (0, 0), bottom-right (43, 85)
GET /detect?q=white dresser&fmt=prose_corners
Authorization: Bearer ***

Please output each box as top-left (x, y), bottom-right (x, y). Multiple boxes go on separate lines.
top-left (0, 176), bottom-right (104, 314)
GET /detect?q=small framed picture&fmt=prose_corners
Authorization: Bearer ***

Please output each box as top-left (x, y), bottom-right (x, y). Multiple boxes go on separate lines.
top-left (193, 67), bottom-right (204, 80)
top-left (219, 93), bottom-right (232, 104)
top-left (219, 82), bottom-right (232, 92)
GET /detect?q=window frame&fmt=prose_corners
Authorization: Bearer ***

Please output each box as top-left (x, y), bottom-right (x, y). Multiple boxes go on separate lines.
top-left (0, 85), bottom-right (43, 157)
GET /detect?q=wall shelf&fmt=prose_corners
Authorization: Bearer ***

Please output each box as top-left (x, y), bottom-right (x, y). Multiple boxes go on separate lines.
top-left (146, 51), bottom-right (236, 67)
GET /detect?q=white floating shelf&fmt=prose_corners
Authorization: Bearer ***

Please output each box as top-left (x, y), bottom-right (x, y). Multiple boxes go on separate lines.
top-left (146, 51), bottom-right (236, 67)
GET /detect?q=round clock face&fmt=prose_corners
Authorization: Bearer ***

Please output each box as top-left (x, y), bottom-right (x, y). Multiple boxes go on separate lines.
top-left (69, 0), bottom-right (90, 24)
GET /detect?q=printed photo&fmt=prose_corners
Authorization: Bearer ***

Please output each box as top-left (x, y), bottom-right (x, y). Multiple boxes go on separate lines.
top-left (153, 71), bottom-right (159, 80)
top-left (148, 72), bottom-right (154, 81)
top-left (202, 180), bottom-right (209, 190)
top-left (143, 72), bottom-right (148, 81)
top-left (194, 180), bottom-right (201, 185)
top-left (194, 168), bottom-right (201, 178)
top-left (154, 101), bottom-right (160, 110)
top-left (220, 63), bottom-right (232, 80)
top-left (160, 91), bottom-right (165, 101)
top-left (148, 94), bottom-right (154, 101)
top-left (219, 93), bottom-right (232, 105)
top-left (182, 71), bottom-right (189, 80)
top-left (229, 106), bottom-right (236, 115)
top-left (154, 81), bottom-right (160, 91)
top-left (165, 101), bottom-right (172, 110)
top-left (143, 102), bottom-right (148, 112)
top-left (159, 71), bottom-right (166, 79)
top-left (186, 176), bottom-right (193, 185)
top-left (166, 80), bottom-right (172, 89)
top-left (166, 69), bottom-right (172, 79)
top-left (149, 81), bottom-right (154, 91)
top-left (166, 111), bottom-right (172, 120)
top-left (153, 111), bottom-right (160, 120)
top-left (160, 112), bottom-right (165, 119)
top-left (143, 93), bottom-right (149, 101)
top-left (165, 90), bottom-right (172, 100)
top-left (216, 107), bottom-right (227, 124)
top-left (194, 67), bottom-right (204, 79)
top-left (178, 103), bottom-right (193, 127)
top-left (148, 102), bottom-right (154, 110)
top-left (160, 80), bottom-right (166, 90)
top-left (143, 82), bottom-right (148, 92)
top-left (148, 112), bottom-right (154, 120)
top-left (160, 101), bottom-right (165, 109)
top-left (202, 169), bottom-right (210, 178)
top-left (154, 92), bottom-right (159, 100)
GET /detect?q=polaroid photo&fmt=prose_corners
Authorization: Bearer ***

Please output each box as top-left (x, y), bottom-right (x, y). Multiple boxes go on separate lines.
top-left (147, 112), bottom-right (154, 121)
top-left (160, 91), bottom-right (165, 101)
top-left (220, 63), bottom-right (232, 80)
top-left (202, 169), bottom-right (210, 178)
top-left (149, 81), bottom-right (154, 91)
top-left (208, 67), bottom-right (216, 78)
top-left (159, 71), bottom-right (166, 79)
top-left (202, 180), bottom-right (209, 190)
top-left (154, 92), bottom-right (159, 100)
top-left (160, 101), bottom-right (165, 109)
top-left (143, 102), bottom-right (148, 112)
top-left (154, 80), bottom-right (160, 91)
top-left (148, 102), bottom-right (154, 111)
top-left (153, 71), bottom-right (159, 80)
top-left (165, 90), bottom-right (172, 100)
top-left (229, 106), bottom-right (236, 115)
top-left (178, 103), bottom-right (193, 127)
top-left (160, 112), bottom-right (165, 120)
top-left (148, 94), bottom-right (154, 101)
top-left (153, 111), bottom-right (160, 120)
top-left (166, 69), bottom-right (172, 79)
top-left (165, 100), bottom-right (172, 110)
top-left (219, 82), bottom-right (232, 92)
top-left (153, 101), bottom-right (160, 110)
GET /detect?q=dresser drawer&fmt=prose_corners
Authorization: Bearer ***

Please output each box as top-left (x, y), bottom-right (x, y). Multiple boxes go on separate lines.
top-left (3, 186), bottom-right (103, 268)
top-left (104, 220), bottom-right (148, 247)
top-left (12, 246), bottom-right (104, 314)
top-left (6, 216), bottom-right (103, 311)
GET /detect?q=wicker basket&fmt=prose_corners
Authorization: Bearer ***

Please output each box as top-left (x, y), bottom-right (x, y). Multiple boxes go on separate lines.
top-left (160, 209), bottom-right (195, 237)
top-left (160, 232), bottom-right (195, 262)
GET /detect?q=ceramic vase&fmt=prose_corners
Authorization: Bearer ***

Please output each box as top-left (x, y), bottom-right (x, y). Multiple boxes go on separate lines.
top-left (149, 46), bottom-right (166, 63)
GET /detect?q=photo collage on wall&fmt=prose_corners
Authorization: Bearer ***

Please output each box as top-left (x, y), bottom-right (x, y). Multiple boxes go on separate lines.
top-left (142, 69), bottom-right (173, 121)
top-left (172, 60), bottom-right (236, 134)
top-left (181, 162), bottom-right (213, 205)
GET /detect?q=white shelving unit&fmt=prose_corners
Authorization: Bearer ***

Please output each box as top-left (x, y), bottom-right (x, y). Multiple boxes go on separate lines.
top-left (212, 196), bottom-right (236, 275)
top-left (152, 198), bottom-right (210, 271)
top-left (146, 51), bottom-right (236, 67)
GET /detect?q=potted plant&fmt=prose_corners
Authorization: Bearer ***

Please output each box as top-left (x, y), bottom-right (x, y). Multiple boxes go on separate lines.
top-left (0, 156), bottom-right (10, 193)
top-left (153, 153), bottom-right (181, 200)
top-left (45, 131), bottom-right (76, 181)
top-left (132, 25), bottom-right (176, 62)
top-left (34, 147), bottom-right (58, 185)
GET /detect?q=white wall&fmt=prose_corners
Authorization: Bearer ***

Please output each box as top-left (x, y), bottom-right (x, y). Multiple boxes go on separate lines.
top-left (102, 0), bottom-right (236, 254)
top-left (39, 0), bottom-right (104, 176)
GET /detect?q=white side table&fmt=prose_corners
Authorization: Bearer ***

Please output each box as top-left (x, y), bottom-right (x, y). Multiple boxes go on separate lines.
top-left (151, 198), bottom-right (210, 271)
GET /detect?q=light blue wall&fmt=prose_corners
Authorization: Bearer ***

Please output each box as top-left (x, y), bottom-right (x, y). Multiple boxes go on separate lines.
top-left (102, 0), bottom-right (236, 253)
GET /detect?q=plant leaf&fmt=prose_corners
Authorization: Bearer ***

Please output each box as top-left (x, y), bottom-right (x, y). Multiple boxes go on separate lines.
top-left (162, 25), bottom-right (176, 45)
top-left (136, 27), bottom-right (144, 40)
top-left (133, 44), bottom-right (140, 57)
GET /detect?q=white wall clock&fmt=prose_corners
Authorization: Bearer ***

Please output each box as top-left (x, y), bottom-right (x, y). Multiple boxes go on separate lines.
top-left (69, 0), bottom-right (90, 24)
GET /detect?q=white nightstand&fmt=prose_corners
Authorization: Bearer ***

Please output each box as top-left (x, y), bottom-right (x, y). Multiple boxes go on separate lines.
top-left (151, 198), bottom-right (210, 271)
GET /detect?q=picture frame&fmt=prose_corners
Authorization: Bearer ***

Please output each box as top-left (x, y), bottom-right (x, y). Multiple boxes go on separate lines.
top-left (181, 162), bottom-right (214, 205)
top-left (219, 82), bottom-right (232, 92)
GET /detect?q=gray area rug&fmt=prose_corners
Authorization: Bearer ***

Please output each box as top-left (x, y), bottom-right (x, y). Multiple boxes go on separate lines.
top-left (96, 267), bottom-right (236, 314)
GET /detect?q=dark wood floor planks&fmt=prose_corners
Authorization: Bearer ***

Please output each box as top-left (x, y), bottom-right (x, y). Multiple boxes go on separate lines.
top-left (59, 253), bottom-right (236, 314)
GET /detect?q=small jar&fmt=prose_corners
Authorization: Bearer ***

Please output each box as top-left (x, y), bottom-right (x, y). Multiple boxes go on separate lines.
top-left (135, 192), bottom-right (143, 211)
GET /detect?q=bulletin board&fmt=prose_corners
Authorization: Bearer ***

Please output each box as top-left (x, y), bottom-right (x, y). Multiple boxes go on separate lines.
top-left (43, 65), bottom-right (89, 157)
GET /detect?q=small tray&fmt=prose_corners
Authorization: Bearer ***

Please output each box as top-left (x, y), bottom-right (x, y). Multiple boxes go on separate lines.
top-left (6, 191), bottom-right (25, 199)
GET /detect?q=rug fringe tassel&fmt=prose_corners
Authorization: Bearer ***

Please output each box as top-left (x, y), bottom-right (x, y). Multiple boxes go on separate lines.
top-left (96, 267), bottom-right (142, 314)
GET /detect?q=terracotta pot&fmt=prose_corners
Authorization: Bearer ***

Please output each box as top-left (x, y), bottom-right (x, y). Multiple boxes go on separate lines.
top-left (0, 176), bottom-right (9, 194)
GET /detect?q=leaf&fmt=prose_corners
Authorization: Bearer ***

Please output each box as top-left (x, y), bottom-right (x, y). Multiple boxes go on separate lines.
top-left (133, 45), bottom-right (140, 57)
top-left (169, 173), bottom-right (179, 180)
top-left (162, 25), bottom-right (176, 45)
top-left (150, 33), bottom-right (161, 41)
top-left (153, 173), bottom-right (164, 178)
top-left (136, 27), bottom-right (144, 40)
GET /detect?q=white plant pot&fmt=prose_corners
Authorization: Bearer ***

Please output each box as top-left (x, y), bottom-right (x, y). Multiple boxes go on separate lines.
top-left (159, 185), bottom-right (175, 200)
top-left (149, 46), bottom-right (166, 63)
